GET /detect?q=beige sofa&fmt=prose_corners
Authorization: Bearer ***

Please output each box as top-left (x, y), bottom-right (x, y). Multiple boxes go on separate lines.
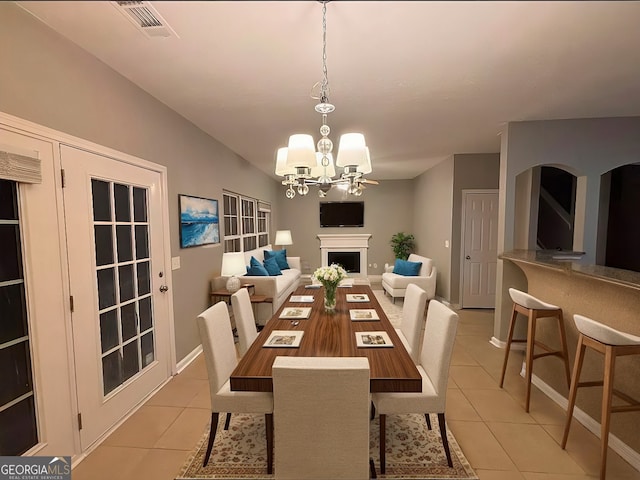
top-left (381, 253), bottom-right (436, 302)
top-left (213, 244), bottom-right (301, 325)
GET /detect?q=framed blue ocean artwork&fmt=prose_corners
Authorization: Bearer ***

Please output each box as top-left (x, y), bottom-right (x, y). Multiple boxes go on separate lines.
top-left (179, 194), bottom-right (220, 248)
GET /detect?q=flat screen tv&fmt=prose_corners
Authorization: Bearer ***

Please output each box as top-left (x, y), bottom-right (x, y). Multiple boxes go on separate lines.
top-left (319, 201), bottom-right (364, 227)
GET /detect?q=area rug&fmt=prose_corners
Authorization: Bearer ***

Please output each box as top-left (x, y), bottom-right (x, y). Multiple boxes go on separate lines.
top-left (372, 289), bottom-right (403, 327)
top-left (176, 413), bottom-right (477, 480)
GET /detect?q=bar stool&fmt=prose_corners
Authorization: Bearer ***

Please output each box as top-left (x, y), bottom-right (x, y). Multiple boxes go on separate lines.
top-left (562, 314), bottom-right (640, 480)
top-left (499, 288), bottom-right (572, 412)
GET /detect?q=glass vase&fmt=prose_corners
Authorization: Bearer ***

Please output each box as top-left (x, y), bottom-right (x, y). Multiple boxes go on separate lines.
top-left (323, 284), bottom-right (337, 313)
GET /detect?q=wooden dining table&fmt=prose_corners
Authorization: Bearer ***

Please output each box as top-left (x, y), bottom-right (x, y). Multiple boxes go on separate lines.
top-left (230, 284), bottom-right (422, 393)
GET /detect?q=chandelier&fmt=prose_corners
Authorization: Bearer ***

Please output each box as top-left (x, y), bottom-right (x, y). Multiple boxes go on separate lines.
top-left (275, 0), bottom-right (377, 199)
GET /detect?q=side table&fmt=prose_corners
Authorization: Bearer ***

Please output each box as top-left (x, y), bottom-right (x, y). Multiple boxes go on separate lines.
top-left (209, 286), bottom-right (273, 330)
top-left (210, 284), bottom-right (255, 305)
top-left (248, 295), bottom-right (274, 329)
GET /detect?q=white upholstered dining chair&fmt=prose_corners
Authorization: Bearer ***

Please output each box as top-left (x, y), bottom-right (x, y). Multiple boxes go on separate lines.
top-left (231, 287), bottom-right (259, 356)
top-left (272, 356), bottom-right (371, 480)
top-left (395, 283), bottom-right (428, 363)
top-left (196, 302), bottom-right (274, 472)
top-left (372, 300), bottom-right (459, 474)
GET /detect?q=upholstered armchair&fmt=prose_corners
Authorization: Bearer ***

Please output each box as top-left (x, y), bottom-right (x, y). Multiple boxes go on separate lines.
top-left (382, 253), bottom-right (436, 302)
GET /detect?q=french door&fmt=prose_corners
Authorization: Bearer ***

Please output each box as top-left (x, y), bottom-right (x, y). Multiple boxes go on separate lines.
top-left (61, 145), bottom-right (172, 449)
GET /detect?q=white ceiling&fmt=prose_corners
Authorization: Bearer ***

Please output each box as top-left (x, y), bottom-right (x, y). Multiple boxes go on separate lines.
top-left (16, 1), bottom-right (640, 180)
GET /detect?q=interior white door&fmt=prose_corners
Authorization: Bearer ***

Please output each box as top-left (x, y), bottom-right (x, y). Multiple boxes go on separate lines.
top-left (461, 191), bottom-right (498, 308)
top-left (61, 145), bottom-right (172, 449)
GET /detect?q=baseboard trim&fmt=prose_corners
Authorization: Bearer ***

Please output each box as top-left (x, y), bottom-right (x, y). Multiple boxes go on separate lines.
top-left (530, 373), bottom-right (640, 472)
top-left (72, 375), bottom-right (172, 467)
top-left (434, 296), bottom-right (451, 307)
top-left (176, 345), bottom-right (203, 373)
top-left (74, 346), bottom-right (204, 467)
top-left (489, 336), bottom-right (526, 351)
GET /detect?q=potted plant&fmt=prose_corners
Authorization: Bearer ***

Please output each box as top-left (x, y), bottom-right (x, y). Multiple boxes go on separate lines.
top-left (390, 232), bottom-right (415, 260)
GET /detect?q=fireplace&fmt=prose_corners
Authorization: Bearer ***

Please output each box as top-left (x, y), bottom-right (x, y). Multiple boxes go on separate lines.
top-left (317, 234), bottom-right (371, 277)
top-left (327, 251), bottom-right (361, 273)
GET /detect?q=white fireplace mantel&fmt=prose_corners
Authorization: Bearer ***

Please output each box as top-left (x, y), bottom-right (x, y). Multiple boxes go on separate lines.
top-left (317, 234), bottom-right (372, 277)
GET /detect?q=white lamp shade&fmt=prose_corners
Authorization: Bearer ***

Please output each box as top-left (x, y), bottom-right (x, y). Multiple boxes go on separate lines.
top-left (310, 153), bottom-right (336, 177)
top-left (275, 147), bottom-right (296, 176)
top-left (275, 230), bottom-right (293, 246)
top-left (358, 147), bottom-right (372, 174)
top-left (336, 133), bottom-right (368, 167)
top-left (221, 252), bottom-right (246, 277)
top-left (285, 134), bottom-right (317, 168)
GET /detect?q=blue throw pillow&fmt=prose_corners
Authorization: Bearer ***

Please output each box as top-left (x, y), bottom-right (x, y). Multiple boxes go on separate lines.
top-left (246, 264), bottom-right (269, 276)
top-left (264, 249), bottom-right (290, 270)
top-left (246, 256), bottom-right (269, 276)
top-left (263, 256), bottom-right (283, 276)
top-left (393, 259), bottom-right (422, 276)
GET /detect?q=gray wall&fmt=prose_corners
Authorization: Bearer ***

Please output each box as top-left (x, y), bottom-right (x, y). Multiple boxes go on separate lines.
top-left (412, 158), bottom-right (455, 300)
top-left (276, 180), bottom-right (415, 276)
top-left (411, 154), bottom-right (500, 304)
top-left (450, 153), bottom-right (500, 306)
top-left (0, 3), bottom-right (279, 361)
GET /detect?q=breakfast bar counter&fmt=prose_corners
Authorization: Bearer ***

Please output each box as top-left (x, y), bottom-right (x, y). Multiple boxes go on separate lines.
top-left (501, 249), bottom-right (640, 291)
top-left (500, 250), bottom-right (640, 457)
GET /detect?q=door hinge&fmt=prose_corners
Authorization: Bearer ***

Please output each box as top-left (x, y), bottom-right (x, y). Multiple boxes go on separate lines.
top-left (61, 168), bottom-right (66, 188)
top-left (77, 412), bottom-right (83, 430)
top-left (69, 295), bottom-right (74, 313)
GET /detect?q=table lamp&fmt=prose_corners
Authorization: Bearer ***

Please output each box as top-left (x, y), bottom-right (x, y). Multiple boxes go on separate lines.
top-left (221, 252), bottom-right (246, 293)
top-left (274, 230), bottom-right (293, 250)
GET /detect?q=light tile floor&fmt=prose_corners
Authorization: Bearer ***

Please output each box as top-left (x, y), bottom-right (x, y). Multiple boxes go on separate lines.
top-left (71, 299), bottom-right (640, 480)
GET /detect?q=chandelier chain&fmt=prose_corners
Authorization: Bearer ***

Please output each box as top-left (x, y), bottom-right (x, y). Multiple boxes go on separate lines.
top-left (276, 0), bottom-right (373, 199)
top-left (320, 0), bottom-right (329, 103)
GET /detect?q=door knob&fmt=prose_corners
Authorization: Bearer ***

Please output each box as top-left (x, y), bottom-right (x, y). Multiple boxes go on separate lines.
top-left (159, 285), bottom-right (169, 293)
top-left (465, 255), bottom-right (471, 260)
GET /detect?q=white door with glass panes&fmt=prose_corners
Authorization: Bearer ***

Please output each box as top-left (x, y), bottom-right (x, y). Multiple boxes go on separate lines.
top-left (62, 145), bottom-right (172, 449)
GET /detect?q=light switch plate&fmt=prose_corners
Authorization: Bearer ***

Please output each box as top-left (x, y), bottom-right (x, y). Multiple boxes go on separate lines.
top-left (171, 256), bottom-right (181, 270)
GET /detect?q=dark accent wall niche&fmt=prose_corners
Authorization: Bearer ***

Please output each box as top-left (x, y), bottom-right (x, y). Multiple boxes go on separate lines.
top-left (605, 164), bottom-right (640, 273)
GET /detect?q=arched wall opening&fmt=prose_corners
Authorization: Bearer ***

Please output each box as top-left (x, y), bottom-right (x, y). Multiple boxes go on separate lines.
top-left (512, 164), bottom-right (585, 253)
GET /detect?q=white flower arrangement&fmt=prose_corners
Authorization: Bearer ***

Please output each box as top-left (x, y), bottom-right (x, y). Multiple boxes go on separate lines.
top-left (312, 263), bottom-right (348, 288)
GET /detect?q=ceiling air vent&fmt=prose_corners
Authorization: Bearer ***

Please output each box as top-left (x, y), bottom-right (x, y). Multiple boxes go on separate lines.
top-left (112, 1), bottom-right (177, 38)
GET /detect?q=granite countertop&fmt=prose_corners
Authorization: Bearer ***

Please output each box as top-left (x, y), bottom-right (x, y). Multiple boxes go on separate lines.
top-left (500, 249), bottom-right (640, 291)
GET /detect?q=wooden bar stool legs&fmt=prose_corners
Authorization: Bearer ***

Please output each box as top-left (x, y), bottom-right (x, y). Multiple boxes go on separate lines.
top-left (499, 303), bottom-right (521, 390)
top-left (562, 314), bottom-right (640, 480)
top-left (499, 288), bottom-right (572, 412)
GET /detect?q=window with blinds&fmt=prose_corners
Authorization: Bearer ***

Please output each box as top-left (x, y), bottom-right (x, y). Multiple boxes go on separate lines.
top-left (0, 179), bottom-right (38, 455)
top-left (222, 192), bottom-right (270, 252)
